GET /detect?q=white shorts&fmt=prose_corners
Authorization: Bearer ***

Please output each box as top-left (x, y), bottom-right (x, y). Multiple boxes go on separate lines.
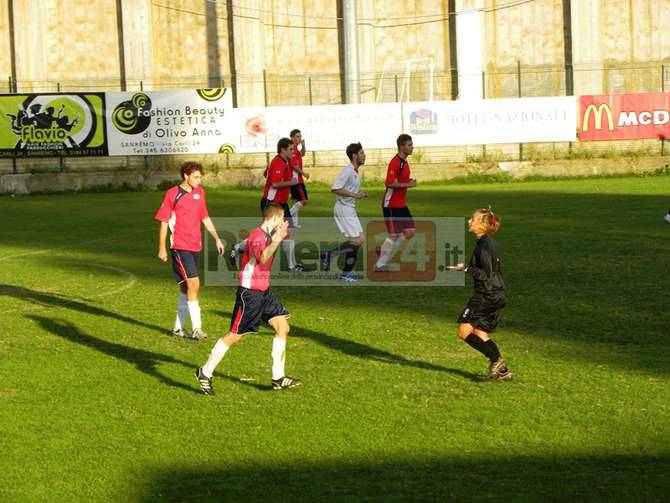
top-left (334, 204), bottom-right (363, 238)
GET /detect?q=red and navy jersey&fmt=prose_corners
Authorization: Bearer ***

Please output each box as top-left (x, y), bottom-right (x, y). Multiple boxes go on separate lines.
top-left (239, 227), bottom-right (274, 291)
top-left (262, 155), bottom-right (291, 204)
top-left (290, 146), bottom-right (304, 184)
top-left (382, 155), bottom-right (411, 208)
top-left (155, 185), bottom-right (209, 252)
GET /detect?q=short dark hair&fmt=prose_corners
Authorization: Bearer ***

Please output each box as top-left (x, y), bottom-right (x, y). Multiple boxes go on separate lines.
top-left (346, 142), bottom-right (363, 160)
top-left (289, 129), bottom-right (301, 138)
top-left (277, 137), bottom-right (292, 153)
top-left (180, 161), bottom-right (203, 180)
top-left (396, 134), bottom-right (412, 148)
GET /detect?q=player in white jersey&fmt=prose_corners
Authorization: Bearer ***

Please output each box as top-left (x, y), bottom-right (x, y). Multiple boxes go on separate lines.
top-left (320, 143), bottom-right (368, 282)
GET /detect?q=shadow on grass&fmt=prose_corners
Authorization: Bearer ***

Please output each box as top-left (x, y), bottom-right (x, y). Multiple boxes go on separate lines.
top-left (27, 314), bottom-right (198, 394)
top-left (139, 454), bottom-right (670, 502)
top-left (213, 310), bottom-right (482, 382)
top-left (0, 283), bottom-right (166, 334)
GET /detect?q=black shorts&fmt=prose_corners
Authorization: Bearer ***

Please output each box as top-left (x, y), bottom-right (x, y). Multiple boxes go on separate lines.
top-left (229, 287), bottom-right (289, 335)
top-left (260, 198), bottom-right (294, 228)
top-left (383, 206), bottom-right (415, 235)
top-left (290, 183), bottom-right (308, 202)
top-left (172, 249), bottom-right (200, 283)
top-left (457, 293), bottom-right (506, 333)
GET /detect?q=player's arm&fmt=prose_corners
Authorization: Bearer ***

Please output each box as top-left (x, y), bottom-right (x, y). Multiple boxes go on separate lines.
top-left (384, 161), bottom-right (416, 189)
top-left (386, 178), bottom-right (417, 189)
top-left (332, 187), bottom-right (367, 198)
top-left (259, 221), bottom-right (289, 263)
top-left (300, 138), bottom-right (306, 157)
top-left (202, 217), bottom-right (225, 256)
top-left (467, 247), bottom-right (493, 280)
top-left (157, 222), bottom-right (169, 262)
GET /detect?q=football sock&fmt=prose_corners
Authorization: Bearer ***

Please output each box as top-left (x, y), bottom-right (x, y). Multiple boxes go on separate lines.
top-left (202, 338), bottom-right (230, 378)
top-left (173, 292), bottom-right (189, 331)
top-left (342, 245), bottom-right (360, 272)
top-left (282, 240), bottom-right (297, 269)
top-left (289, 201), bottom-right (303, 226)
top-left (484, 339), bottom-right (502, 363)
top-left (235, 240), bottom-right (247, 253)
top-left (375, 237), bottom-right (396, 267)
top-left (464, 333), bottom-right (497, 361)
top-left (187, 300), bottom-right (202, 330)
top-left (330, 241), bottom-right (355, 257)
top-left (271, 337), bottom-right (287, 380)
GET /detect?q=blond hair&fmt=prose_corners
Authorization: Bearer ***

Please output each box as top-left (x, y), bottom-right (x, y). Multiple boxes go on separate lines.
top-left (262, 203), bottom-right (285, 221)
top-left (472, 208), bottom-right (501, 235)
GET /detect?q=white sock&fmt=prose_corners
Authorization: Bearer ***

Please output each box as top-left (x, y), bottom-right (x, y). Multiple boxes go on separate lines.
top-left (187, 300), bottom-right (202, 330)
top-left (202, 339), bottom-right (230, 377)
top-left (173, 292), bottom-right (189, 331)
top-left (290, 201), bottom-right (303, 226)
top-left (375, 237), bottom-right (396, 268)
top-left (282, 240), bottom-right (296, 269)
top-left (271, 337), bottom-right (287, 380)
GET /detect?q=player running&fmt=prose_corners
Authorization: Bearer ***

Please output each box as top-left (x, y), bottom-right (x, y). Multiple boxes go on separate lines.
top-left (447, 208), bottom-right (512, 381)
top-left (320, 142), bottom-right (368, 282)
top-left (155, 162), bottom-right (225, 340)
top-left (374, 134), bottom-right (417, 272)
top-left (288, 129), bottom-right (309, 228)
top-left (195, 203), bottom-right (302, 395)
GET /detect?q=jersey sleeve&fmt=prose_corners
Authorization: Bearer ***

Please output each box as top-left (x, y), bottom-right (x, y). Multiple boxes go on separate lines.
top-left (332, 167), bottom-right (350, 191)
top-left (268, 160), bottom-right (284, 187)
top-left (248, 232), bottom-right (268, 263)
top-left (469, 245), bottom-right (493, 281)
top-left (385, 158), bottom-right (400, 187)
top-left (199, 189), bottom-right (209, 220)
top-left (154, 188), bottom-right (176, 222)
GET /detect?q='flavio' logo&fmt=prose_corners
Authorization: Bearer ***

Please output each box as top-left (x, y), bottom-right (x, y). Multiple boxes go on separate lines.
top-left (112, 93), bottom-right (152, 134)
top-left (582, 103), bottom-right (614, 132)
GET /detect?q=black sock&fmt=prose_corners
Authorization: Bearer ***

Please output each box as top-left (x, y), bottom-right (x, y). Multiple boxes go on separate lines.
top-left (484, 339), bottom-right (501, 363)
top-left (330, 242), bottom-right (355, 257)
top-left (342, 245), bottom-right (360, 272)
top-left (464, 334), bottom-right (497, 362)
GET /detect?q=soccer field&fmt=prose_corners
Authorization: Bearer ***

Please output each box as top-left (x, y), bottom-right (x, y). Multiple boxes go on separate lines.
top-left (1, 176), bottom-right (669, 502)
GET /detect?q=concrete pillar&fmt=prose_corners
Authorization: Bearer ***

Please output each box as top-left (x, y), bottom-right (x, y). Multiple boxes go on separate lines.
top-left (12, 0), bottom-right (51, 91)
top-left (455, 0), bottom-right (484, 100)
top-left (342, 0), bottom-right (360, 103)
top-left (571, 0), bottom-right (603, 95)
top-left (232, 0), bottom-right (266, 106)
top-left (119, 0), bottom-right (153, 88)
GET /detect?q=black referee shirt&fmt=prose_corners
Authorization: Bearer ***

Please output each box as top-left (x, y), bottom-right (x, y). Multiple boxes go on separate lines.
top-left (467, 235), bottom-right (505, 296)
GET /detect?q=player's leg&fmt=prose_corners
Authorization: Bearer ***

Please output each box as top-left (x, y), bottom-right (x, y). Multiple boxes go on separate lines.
top-left (375, 208), bottom-right (401, 270)
top-left (171, 250), bottom-right (194, 337)
top-left (282, 205), bottom-right (302, 271)
top-left (264, 291), bottom-right (301, 389)
top-left (289, 184), bottom-right (307, 227)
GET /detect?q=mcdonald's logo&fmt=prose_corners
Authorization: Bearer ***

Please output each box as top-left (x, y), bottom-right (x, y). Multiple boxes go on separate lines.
top-left (582, 103), bottom-right (615, 132)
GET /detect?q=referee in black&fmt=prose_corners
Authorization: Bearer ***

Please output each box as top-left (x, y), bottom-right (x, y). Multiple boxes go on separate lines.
top-left (448, 208), bottom-right (512, 381)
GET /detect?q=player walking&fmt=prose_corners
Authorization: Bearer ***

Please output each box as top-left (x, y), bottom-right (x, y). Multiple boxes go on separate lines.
top-left (448, 208), bottom-right (512, 381)
top-left (320, 142), bottom-right (368, 282)
top-left (288, 129), bottom-right (309, 228)
top-left (374, 134), bottom-right (417, 272)
top-left (155, 162), bottom-right (224, 340)
top-left (195, 203), bottom-right (302, 395)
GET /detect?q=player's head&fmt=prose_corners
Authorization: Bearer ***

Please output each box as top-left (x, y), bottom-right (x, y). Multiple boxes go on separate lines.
top-left (397, 133), bottom-right (413, 155)
top-left (468, 208), bottom-right (501, 236)
top-left (290, 129), bottom-right (302, 144)
top-left (277, 137), bottom-right (294, 159)
top-left (262, 203), bottom-right (286, 227)
top-left (346, 142), bottom-right (365, 165)
top-left (180, 161), bottom-right (204, 187)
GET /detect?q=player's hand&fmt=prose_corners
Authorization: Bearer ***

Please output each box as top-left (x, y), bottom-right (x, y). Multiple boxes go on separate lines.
top-left (303, 171), bottom-right (310, 180)
top-left (158, 249), bottom-right (168, 262)
top-left (408, 179), bottom-right (417, 188)
top-left (446, 263), bottom-right (465, 271)
top-left (273, 220), bottom-right (289, 242)
top-left (215, 238), bottom-right (225, 256)
top-left (301, 139), bottom-right (305, 151)
top-left (357, 191), bottom-right (368, 199)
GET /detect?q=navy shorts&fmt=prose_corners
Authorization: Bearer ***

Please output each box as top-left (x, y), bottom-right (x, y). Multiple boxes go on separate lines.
top-left (229, 287), bottom-right (289, 335)
top-left (172, 249), bottom-right (200, 283)
top-left (382, 206), bottom-right (415, 235)
top-left (260, 198), bottom-right (295, 228)
top-left (290, 183), bottom-right (308, 202)
top-left (457, 293), bottom-right (506, 333)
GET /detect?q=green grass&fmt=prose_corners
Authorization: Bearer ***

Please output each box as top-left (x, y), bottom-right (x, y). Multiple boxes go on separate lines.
top-left (1, 177), bottom-right (669, 502)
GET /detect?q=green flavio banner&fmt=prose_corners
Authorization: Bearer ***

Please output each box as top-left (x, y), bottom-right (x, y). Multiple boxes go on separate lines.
top-left (0, 93), bottom-right (107, 157)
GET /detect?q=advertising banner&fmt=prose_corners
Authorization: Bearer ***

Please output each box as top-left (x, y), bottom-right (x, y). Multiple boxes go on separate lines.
top-left (0, 93), bottom-right (107, 157)
top-left (403, 96), bottom-right (577, 146)
top-left (106, 88), bottom-right (233, 155)
top-left (223, 103), bottom-right (402, 153)
top-left (579, 92), bottom-right (670, 141)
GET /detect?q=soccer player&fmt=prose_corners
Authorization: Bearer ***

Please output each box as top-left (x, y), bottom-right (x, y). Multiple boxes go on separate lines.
top-left (320, 142), bottom-right (368, 282)
top-left (288, 129), bottom-right (309, 228)
top-left (230, 138), bottom-right (303, 272)
top-left (155, 162), bottom-right (225, 340)
top-left (195, 203), bottom-right (302, 395)
top-left (447, 208), bottom-right (512, 381)
top-left (374, 133), bottom-right (417, 272)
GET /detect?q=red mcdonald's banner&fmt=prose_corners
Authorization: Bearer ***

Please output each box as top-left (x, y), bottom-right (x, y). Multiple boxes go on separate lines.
top-left (579, 92), bottom-right (670, 141)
